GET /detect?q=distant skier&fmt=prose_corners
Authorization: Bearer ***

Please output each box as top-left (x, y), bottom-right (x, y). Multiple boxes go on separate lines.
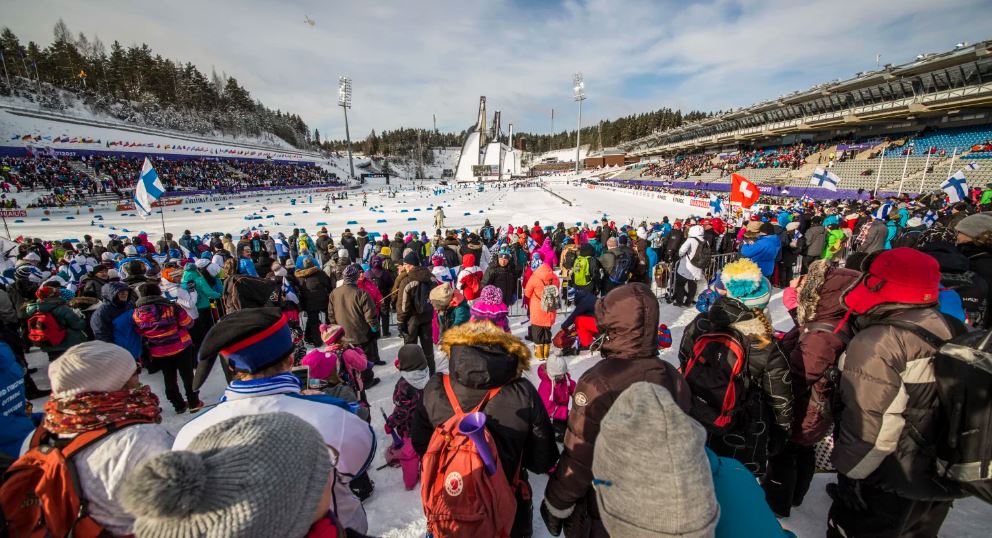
top-left (434, 206), bottom-right (445, 230)
top-left (363, 193), bottom-right (368, 207)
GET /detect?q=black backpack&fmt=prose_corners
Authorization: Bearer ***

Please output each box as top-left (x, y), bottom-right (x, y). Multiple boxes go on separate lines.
top-left (562, 249), bottom-right (577, 271)
top-left (608, 251), bottom-right (635, 284)
top-left (689, 238), bottom-right (712, 268)
top-left (413, 280), bottom-right (435, 316)
top-left (682, 328), bottom-right (768, 475)
top-left (878, 321), bottom-right (992, 503)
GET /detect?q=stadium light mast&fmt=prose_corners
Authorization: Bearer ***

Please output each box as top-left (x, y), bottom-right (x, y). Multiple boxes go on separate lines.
top-left (338, 76), bottom-right (355, 181)
top-left (573, 73), bottom-right (586, 174)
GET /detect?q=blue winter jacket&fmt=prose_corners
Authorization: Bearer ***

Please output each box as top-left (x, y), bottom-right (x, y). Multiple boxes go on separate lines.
top-left (238, 257), bottom-right (259, 277)
top-left (708, 448), bottom-right (796, 537)
top-left (0, 342), bottom-right (35, 459)
top-left (91, 281), bottom-right (143, 359)
top-left (885, 221), bottom-right (898, 250)
top-left (740, 235), bottom-right (781, 277)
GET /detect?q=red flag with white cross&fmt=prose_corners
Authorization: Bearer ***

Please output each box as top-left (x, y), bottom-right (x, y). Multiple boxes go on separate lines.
top-left (730, 173), bottom-right (760, 209)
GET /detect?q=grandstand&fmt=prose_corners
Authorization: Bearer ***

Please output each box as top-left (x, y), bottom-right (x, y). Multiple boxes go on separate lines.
top-left (608, 40), bottom-right (992, 197)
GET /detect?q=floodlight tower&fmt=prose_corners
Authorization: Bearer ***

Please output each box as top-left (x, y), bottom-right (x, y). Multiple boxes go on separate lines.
top-left (338, 76), bottom-right (355, 181)
top-left (573, 73), bottom-right (586, 174)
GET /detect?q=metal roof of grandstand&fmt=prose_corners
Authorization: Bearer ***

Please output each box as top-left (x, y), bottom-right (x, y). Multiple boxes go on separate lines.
top-left (620, 39), bottom-right (992, 154)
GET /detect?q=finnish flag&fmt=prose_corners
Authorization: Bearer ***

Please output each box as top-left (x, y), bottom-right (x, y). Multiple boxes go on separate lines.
top-left (810, 167), bottom-right (840, 191)
top-left (134, 157), bottom-right (164, 218)
top-left (942, 171), bottom-right (969, 203)
top-left (966, 162), bottom-right (981, 171)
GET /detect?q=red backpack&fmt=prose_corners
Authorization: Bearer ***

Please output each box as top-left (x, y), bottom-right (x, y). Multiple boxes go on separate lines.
top-left (26, 311), bottom-right (66, 347)
top-left (0, 420), bottom-right (149, 538)
top-left (420, 375), bottom-right (517, 538)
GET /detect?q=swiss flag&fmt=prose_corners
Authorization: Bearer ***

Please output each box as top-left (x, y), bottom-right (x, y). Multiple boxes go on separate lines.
top-left (730, 173), bottom-right (760, 209)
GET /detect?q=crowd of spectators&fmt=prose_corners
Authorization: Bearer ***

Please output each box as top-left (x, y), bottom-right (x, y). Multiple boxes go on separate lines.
top-left (636, 142), bottom-right (831, 182)
top-left (0, 154), bottom-right (344, 208)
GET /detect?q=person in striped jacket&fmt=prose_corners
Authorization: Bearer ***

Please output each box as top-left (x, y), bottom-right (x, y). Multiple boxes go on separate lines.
top-left (132, 282), bottom-right (202, 414)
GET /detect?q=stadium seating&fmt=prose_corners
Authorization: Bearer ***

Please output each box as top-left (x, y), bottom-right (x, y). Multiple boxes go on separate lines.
top-left (884, 125), bottom-right (992, 159)
top-left (0, 155), bottom-right (344, 208)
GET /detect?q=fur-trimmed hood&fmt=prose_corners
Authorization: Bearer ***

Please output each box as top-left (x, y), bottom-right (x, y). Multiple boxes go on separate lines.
top-left (796, 261), bottom-right (861, 325)
top-left (440, 321), bottom-right (531, 386)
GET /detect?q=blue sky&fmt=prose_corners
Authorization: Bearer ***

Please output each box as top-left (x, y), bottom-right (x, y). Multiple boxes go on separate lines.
top-left (3, 0), bottom-right (991, 140)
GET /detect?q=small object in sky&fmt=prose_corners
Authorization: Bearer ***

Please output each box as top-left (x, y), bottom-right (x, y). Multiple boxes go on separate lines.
top-left (304, 15), bottom-right (316, 27)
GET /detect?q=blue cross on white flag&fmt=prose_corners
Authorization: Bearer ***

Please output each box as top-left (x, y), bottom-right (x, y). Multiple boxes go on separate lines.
top-left (134, 157), bottom-right (164, 218)
top-left (966, 162), bottom-right (981, 171)
top-left (709, 194), bottom-right (723, 215)
top-left (942, 171), bottom-right (969, 203)
top-left (810, 167), bottom-right (840, 191)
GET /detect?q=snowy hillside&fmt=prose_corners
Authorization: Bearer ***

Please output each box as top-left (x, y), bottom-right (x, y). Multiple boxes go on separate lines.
top-left (16, 180), bottom-right (991, 537)
top-left (525, 145), bottom-right (590, 166)
top-left (0, 105), bottom-right (321, 161)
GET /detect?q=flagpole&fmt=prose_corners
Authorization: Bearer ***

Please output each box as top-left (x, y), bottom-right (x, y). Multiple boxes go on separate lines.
top-left (159, 204), bottom-right (168, 248)
top-left (918, 148), bottom-right (932, 194)
top-left (946, 147), bottom-right (958, 181)
top-left (872, 147), bottom-right (885, 198)
top-left (897, 146), bottom-right (911, 196)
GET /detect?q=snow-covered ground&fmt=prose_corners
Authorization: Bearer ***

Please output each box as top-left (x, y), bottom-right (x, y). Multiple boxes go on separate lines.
top-left (20, 178), bottom-right (990, 537)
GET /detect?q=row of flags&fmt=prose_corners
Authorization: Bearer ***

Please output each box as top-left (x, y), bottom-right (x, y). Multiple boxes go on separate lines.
top-left (727, 160), bottom-right (983, 209)
top-left (11, 135), bottom-right (301, 160)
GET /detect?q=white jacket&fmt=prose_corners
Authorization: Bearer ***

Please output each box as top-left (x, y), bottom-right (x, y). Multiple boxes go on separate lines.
top-left (677, 225), bottom-right (706, 281)
top-left (160, 279), bottom-right (198, 319)
top-left (173, 386), bottom-right (375, 533)
top-left (21, 424), bottom-right (174, 536)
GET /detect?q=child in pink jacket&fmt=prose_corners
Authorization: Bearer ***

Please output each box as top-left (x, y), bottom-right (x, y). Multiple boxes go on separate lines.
top-left (537, 353), bottom-right (576, 443)
top-left (300, 324), bottom-right (372, 404)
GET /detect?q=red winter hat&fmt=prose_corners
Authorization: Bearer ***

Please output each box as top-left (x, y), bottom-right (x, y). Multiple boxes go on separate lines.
top-left (586, 230), bottom-right (597, 240)
top-left (842, 248), bottom-right (940, 315)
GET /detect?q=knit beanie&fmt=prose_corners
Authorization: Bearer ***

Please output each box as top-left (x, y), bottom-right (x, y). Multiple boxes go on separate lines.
top-left (546, 353), bottom-right (568, 377)
top-left (49, 341), bottom-right (137, 399)
top-left (398, 344), bottom-right (428, 372)
top-left (121, 412), bottom-right (331, 538)
top-left (657, 323), bottom-right (673, 349)
top-left (342, 264), bottom-right (360, 284)
top-left (403, 251), bottom-right (420, 266)
top-left (429, 284), bottom-right (454, 311)
top-left (479, 284), bottom-right (503, 305)
top-left (955, 212), bottom-right (992, 239)
top-left (161, 267), bottom-right (183, 284)
top-left (593, 382), bottom-right (719, 538)
top-left (720, 258), bottom-right (771, 310)
top-left (320, 323), bottom-right (345, 345)
top-left (337, 248), bottom-right (349, 260)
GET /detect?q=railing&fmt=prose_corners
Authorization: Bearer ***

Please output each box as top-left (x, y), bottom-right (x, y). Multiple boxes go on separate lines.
top-left (655, 252), bottom-right (740, 299)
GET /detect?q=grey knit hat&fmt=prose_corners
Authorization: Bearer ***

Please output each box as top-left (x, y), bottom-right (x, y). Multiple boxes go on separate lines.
top-left (593, 382), bottom-right (719, 538)
top-left (121, 412), bottom-right (331, 538)
top-left (955, 212), bottom-right (992, 239)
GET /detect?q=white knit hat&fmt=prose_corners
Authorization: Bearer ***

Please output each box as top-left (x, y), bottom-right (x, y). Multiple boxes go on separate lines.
top-left (49, 341), bottom-right (136, 399)
top-left (124, 245), bottom-right (138, 256)
top-left (546, 353), bottom-right (568, 377)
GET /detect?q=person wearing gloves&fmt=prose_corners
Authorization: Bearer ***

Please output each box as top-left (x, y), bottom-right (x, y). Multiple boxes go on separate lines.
top-left (588, 382), bottom-right (795, 538)
top-left (19, 341), bottom-right (173, 538)
top-left (543, 283), bottom-right (692, 536)
top-left (174, 307), bottom-right (375, 534)
top-left (122, 413), bottom-right (348, 538)
top-left (674, 224), bottom-right (706, 306)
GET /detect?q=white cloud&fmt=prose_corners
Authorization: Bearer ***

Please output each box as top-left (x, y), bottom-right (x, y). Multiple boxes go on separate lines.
top-left (3, 0), bottom-right (989, 140)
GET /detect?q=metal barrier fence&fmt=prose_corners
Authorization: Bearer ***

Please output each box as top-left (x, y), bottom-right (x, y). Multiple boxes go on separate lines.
top-left (655, 252), bottom-right (740, 300)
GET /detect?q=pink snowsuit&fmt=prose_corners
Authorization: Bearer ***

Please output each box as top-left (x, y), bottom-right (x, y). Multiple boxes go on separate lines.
top-left (537, 365), bottom-right (576, 422)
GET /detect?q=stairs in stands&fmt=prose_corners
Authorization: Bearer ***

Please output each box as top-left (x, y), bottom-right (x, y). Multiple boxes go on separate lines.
top-left (68, 160), bottom-right (97, 179)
